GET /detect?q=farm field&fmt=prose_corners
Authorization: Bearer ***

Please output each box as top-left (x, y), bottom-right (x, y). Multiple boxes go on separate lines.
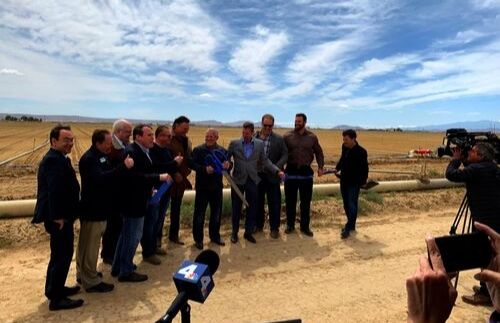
top-left (0, 121), bottom-right (448, 200)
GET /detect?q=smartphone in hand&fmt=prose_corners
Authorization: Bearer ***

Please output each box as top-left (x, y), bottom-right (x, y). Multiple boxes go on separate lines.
top-left (431, 232), bottom-right (492, 272)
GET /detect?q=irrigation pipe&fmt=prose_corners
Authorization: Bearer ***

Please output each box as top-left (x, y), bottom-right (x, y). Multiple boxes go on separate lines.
top-left (0, 140), bottom-right (49, 167)
top-left (0, 178), bottom-right (463, 219)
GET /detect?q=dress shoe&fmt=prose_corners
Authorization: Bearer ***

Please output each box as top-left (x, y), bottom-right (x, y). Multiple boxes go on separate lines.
top-left (77, 272), bottom-right (103, 285)
top-left (300, 229), bottom-right (314, 237)
top-left (253, 227), bottom-right (263, 234)
top-left (63, 285), bottom-right (81, 297)
top-left (243, 233), bottom-right (257, 244)
top-left (49, 297), bottom-right (84, 311)
top-left (341, 229), bottom-right (350, 239)
top-left (462, 292), bottom-right (492, 306)
top-left (118, 272), bottom-right (148, 283)
top-left (284, 226), bottom-right (295, 234)
top-left (169, 238), bottom-right (185, 245)
top-left (155, 248), bottom-right (167, 256)
top-left (211, 239), bottom-right (226, 246)
top-left (231, 233), bottom-right (238, 244)
top-left (270, 230), bottom-right (280, 239)
top-left (143, 255), bottom-right (162, 265)
top-left (194, 242), bottom-right (204, 250)
top-left (86, 282), bottom-right (114, 293)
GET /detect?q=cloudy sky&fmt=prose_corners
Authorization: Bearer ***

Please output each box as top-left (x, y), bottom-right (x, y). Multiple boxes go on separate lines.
top-left (1, 0), bottom-right (500, 127)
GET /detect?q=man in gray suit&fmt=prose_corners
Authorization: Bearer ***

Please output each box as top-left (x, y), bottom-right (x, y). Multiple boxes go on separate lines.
top-left (227, 122), bottom-right (285, 244)
top-left (255, 114), bottom-right (288, 239)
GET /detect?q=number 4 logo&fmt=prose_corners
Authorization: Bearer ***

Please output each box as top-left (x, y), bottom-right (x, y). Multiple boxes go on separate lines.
top-left (178, 264), bottom-right (198, 279)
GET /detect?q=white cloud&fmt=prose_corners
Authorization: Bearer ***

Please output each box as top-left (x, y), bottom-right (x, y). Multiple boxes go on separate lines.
top-left (200, 77), bottom-right (240, 91)
top-left (229, 25), bottom-right (288, 86)
top-left (199, 93), bottom-right (212, 98)
top-left (0, 0), bottom-right (222, 75)
top-left (0, 68), bottom-right (23, 76)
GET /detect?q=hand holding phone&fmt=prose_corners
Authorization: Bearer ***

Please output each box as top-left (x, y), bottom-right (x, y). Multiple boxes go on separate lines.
top-left (432, 231), bottom-right (492, 273)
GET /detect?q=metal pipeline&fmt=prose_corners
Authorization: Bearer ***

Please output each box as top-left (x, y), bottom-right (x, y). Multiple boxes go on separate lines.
top-left (0, 178), bottom-right (463, 219)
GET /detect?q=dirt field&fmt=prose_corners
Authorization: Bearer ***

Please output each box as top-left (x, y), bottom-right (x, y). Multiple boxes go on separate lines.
top-left (0, 188), bottom-right (493, 322)
top-left (0, 121), bottom-right (446, 200)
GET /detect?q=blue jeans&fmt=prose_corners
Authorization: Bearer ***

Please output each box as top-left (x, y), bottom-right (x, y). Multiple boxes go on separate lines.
top-left (340, 183), bottom-right (361, 231)
top-left (112, 216), bottom-right (144, 277)
top-left (141, 203), bottom-right (159, 258)
top-left (231, 178), bottom-right (257, 235)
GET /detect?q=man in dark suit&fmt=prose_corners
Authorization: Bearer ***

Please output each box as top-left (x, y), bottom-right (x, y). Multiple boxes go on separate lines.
top-left (227, 122), bottom-right (285, 244)
top-left (190, 128), bottom-right (230, 249)
top-left (33, 125), bottom-right (83, 311)
top-left (254, 114), bottom-right (288, 239)
top-left (76, 129), bottom-right (134, 293)
top-left (141, 125), bottom-right (181, 265)
top-left (111, 124), bottom-right (172, 282)
top-left (101, 119), bottom-right (132, 264)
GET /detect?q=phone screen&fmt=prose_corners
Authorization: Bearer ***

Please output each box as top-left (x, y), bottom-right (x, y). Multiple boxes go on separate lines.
top-left (432, 232), bottom-right (492, 272)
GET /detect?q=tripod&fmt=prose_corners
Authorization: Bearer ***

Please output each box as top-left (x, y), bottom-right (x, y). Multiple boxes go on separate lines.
top-left (449, 193), bottom-right (473, 288)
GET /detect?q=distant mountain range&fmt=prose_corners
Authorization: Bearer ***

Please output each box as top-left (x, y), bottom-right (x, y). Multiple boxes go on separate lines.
top-left (1, 113), bottom-right (499, 132)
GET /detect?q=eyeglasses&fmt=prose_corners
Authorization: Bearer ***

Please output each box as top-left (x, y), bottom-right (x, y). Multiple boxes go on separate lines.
top-left (262, 124), bottom-right (273, 128)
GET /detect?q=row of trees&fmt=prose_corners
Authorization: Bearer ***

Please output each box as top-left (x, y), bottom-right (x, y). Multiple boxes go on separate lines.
top-left (4, 115), bottom-right (42, 122)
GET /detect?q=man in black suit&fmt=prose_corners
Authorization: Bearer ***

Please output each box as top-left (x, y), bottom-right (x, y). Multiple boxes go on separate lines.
top-left (33, 125), bottom-right (83, 311)
top-left (190, 128), bottom-right (230, 249)
top-left (254, 114), bottom-right (288, 239)
top-left (111, 124), bottom-right (172, 282)
top-left (76, 129), bottom-right (134, 293)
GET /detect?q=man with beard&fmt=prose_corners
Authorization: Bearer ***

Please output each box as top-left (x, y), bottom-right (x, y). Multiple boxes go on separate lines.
top-left (167, 116), bottom-right (193, 245)
top-left (283, 113), bottom-right (324, 237)
top-left (254, 114), bottom-right (288, 239)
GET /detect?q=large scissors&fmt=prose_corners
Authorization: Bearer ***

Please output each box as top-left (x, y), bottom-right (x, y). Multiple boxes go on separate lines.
top-left (205, 149), bottom-right (249, 208)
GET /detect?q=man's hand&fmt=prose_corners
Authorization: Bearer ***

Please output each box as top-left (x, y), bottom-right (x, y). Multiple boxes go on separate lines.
top-left (159, 173), bottom-right (173, 183)
top-left (473, 222), bottom-right (500, 312)
top-left (53, 219), bottom-right (65, 230)
top-left (451, 147), bottom-right (462, 160)
top-left (206, 165), bottom-right (215, 174)
top-left (277, 171), bottom-right (285, 181)
top-left (317, 168), bottom-right (324, 177)
top-left (406, 237), bottom-right (457, 323)
top-left (124, 154), bottom-right (134, 169)
top-left (174, 155), bottom-right (183, 165)
top-left (222, 161), bottom-right (230, 170)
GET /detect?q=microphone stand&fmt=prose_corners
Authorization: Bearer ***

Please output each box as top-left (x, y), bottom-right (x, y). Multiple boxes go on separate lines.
top-left (156, 292), bottom-right (191, 323)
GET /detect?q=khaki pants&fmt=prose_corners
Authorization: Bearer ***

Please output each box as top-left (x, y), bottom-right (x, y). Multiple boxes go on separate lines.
top-left (76, 220), bottom-right (106, 289)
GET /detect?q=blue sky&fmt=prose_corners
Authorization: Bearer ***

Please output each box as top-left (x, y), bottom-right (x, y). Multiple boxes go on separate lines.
top-left (1, 0), bottom-right (500, 128)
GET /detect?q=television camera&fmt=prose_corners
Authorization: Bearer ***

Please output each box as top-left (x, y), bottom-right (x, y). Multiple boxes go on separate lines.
top-left (437, 128), bottom-right (500, 161)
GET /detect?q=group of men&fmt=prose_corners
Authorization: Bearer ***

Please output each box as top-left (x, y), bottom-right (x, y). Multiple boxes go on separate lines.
top-left (32, 112), bottom-right (369, 311)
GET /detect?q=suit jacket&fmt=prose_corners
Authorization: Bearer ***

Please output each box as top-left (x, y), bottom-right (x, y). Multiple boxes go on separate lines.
top-left (335, 143), bottom-right (368, 187)
top-left (167, 135), bottom-right (192, 197)
top-left (120, 142), bottom-right (160, 218)
top-left (79, 146), bottom-right (127, 221)
top-left (255, 131), bottom-right (288, 183)
top-left (190, 144), bottom-right (227, 190)
top-left (227, 138), bottom-right (279, 185)
top-left (33, 148), bottom-right (80, 224)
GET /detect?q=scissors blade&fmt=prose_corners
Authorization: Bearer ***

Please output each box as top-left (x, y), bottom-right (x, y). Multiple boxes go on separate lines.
top-left (222, 171), bottom-right (249, 208)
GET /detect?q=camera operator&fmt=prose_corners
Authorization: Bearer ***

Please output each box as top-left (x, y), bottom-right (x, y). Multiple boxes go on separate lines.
top-left (406, 222), bottom-right (500, 323)
top-left (445, 142), bottom-right (500, 305)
